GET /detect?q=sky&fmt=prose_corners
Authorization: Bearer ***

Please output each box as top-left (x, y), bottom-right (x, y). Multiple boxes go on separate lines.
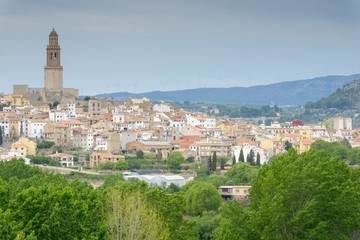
top-left (0, 0), bottom-right (360, 95)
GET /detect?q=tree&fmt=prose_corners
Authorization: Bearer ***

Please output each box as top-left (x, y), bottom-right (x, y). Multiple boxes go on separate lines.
top-left (232, 155), bottom-right (236, 165)
top-left (167, 152), bottom-right (185, 170)
top-left (220, 157), bottom-right (225, 170)
top-left (107, 188), bottom-right (170, 240)
top-left (184, 182), bottom-right (222, 216)
top-left (239, 149), bottom-right (244, 162)
top-left (212, 152), bottom-right (217, 171)
top-left (341, 138), bottom-right (352, 150)
top-left (225, 162), bottom-right (258, 185)
top-left (207, 156), bottom-right (212, 175)
top-left (247, 149), bottom-right (255, 166)
top-left (255, 152), bottom-right (260, 167)
top-left (187, 211), bottom-right (221, 240)
top-left (84, 96), bottom-right (90, 101)
top-left (217, 200), bottom-right (251, 240)
top-left (285, 140), bottom-right (293, 151)
top-left (136, 150), bottom-right (144, 159)
top-left (0, 127), bottom-right (3, 146)
top-left (248, 149), bottom-right (360, 239)
top-left (348, 147), bottom-right (360, 164)
top-left (53, 101), bottom-right (60, 109)
top-left (113, 160), bottom-right (128, 170)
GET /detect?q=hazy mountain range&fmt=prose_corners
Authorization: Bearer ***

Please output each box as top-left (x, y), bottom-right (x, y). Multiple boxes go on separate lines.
top-left (95, 74), bottom-right (360, 105)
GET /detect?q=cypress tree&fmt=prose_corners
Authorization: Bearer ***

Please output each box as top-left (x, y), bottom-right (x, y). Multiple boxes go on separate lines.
top-left (239, 148), bottom-right (245, 162)
top-left (207, 156), bottom-right (212, 174)
top-left (256, 152), bottom-right (261, 166)
top-left (212, 152), bottom-right (217, 171)
top-left (0, 127), bottom-right (3, 145)
top-left (248, 149), bottom-right (255, 166)
top-left (232, 155), bottom-right (236, 165)
top-left (220, 158), bottom-right (225, 170)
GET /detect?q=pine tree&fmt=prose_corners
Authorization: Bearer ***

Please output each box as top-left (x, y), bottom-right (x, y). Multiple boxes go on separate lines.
top-left (239, 148), bottom-right (245, 162)
top-left (256, 152), bottom-right (261, 166)
top-left (232, 155), bottom-right (236, 165)
top-left (212, 152), bottom-right (217, 171)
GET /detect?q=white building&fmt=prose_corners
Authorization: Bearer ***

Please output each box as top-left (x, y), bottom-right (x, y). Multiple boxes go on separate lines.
top-left (29, 119), bottom-right (47, 139)
top-left (49, 110), bottom-right (68, 123)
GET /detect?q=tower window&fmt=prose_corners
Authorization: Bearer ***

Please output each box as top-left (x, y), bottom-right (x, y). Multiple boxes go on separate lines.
top-left (50, 53), bottom-right (53, 59)
top-left (54, 53), bottom-right (57, 59)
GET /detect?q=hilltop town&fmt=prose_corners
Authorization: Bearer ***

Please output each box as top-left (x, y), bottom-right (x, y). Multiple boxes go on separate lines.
top-left (0, 93), bottom-right (355, 169)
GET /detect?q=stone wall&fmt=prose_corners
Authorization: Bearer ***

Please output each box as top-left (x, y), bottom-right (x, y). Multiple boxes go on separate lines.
top-left (13, 85), bottom-right (29, 95)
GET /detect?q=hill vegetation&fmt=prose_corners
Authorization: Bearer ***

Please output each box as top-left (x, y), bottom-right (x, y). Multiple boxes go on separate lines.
top-left (305, 79), bottom-right (360, 110)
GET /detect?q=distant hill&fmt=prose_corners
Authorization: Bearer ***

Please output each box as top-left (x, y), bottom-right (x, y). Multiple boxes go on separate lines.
top-left (95, 74), bottom-right (360, 105)
top-left (305, 79), bottom-right (360, 110)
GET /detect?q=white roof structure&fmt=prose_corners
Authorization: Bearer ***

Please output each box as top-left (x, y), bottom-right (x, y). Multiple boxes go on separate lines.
top-left (124, 175), bottom-right (186, 187)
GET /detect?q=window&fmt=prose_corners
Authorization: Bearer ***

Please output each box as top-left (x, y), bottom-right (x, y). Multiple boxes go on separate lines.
top-left (50, 53), bottom-right (53, 59)
top-left (54, 53), bottom-right (57, 59)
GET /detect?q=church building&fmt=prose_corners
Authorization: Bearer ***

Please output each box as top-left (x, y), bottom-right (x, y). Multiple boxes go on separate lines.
top-left (13, 29), bottom-right (79, 104)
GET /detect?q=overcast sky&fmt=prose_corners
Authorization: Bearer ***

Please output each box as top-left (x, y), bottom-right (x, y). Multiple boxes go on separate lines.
top-left (1, 0), bottom-right (360, 95)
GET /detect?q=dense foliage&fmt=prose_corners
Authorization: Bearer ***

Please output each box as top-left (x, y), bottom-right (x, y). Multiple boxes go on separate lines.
top-left (248, 149), bottom-right (360, 239)
top-left (36, 141), bottom-right (55, 149)
top-left (3, 144), bottom-right (360, 239)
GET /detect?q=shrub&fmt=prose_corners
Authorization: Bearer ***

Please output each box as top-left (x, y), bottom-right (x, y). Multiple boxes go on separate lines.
top-left (37, 141), bottom-right (55, 149)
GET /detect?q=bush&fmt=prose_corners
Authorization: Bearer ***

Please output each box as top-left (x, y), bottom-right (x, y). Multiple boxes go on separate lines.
top-left (28, 156), bottom-right (61, 167)
top-left (113, 161), bottom-right (129, 170)
top-left (37, 141), bottom-right (55, 149)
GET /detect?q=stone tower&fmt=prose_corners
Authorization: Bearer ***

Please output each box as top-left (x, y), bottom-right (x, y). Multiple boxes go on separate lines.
top-left (44, 28), bottom-right (63, 90)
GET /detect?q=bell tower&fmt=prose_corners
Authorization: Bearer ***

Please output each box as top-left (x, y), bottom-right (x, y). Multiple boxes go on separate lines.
top-left (44, 28), bottom-right (63, 90)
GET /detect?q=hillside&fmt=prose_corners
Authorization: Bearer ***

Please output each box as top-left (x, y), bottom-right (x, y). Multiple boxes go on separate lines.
top-left (305, 79), bottom-right (360, 110)
top-left (95, 74), bottom-right (360, 105)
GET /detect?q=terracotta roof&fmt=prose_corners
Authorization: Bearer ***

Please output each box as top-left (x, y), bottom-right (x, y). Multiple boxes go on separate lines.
top-left (11, 144), bottom-right (27, 147)
top-left (300, 139), bottom-right (312, 145)
top-left (49, 153), bottom-right (74, 157)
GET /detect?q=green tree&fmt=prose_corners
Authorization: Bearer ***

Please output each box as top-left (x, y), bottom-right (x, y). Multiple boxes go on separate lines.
top-left (212, 152), bottom-right (217, 171)
top-left (311, 140), bottom-right (349, 159)
top-left (207, 156), bottom-right (212, 175)
top-left (184, 182), bottom-right (222, 216)
top-left (0, 127), bottom-right (3, 145)
top-left (220, 157), bottom-right (225, 170)
top-left (239, 148), bottom-right (244, 162)
top-left (247, 149), bottom-right (255, 166)
top-left (53, 101), bottom-right (60, 109)
top-left (255, 152), bottom-right (261, 167)
top-left (341, 138), bottom-right (352, 150)
top-left (187, 211), bottom-right (221, 240)
top-left (167, 151), bottom-right (185, 170)
top-left (217, 200), bottom-right (251, 240)
top-left (113, 160), bottom-right (128, 170)
top-left (136, 150), bottom-right (144, 159)
top-left (225, 162), bottom-right (258, 185)
top-left (348, 147), bottom-right (360, 164)
top-left (232, 155), bottom-right (236, 165)
top-left (107, 188), bottom-right (169, 240)
top-left (84, 96), bottom-right (90, 101)
top-left (285, 140), bottom-right (293, 151)
top-left (248, 149), bottom-right (360, 239)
